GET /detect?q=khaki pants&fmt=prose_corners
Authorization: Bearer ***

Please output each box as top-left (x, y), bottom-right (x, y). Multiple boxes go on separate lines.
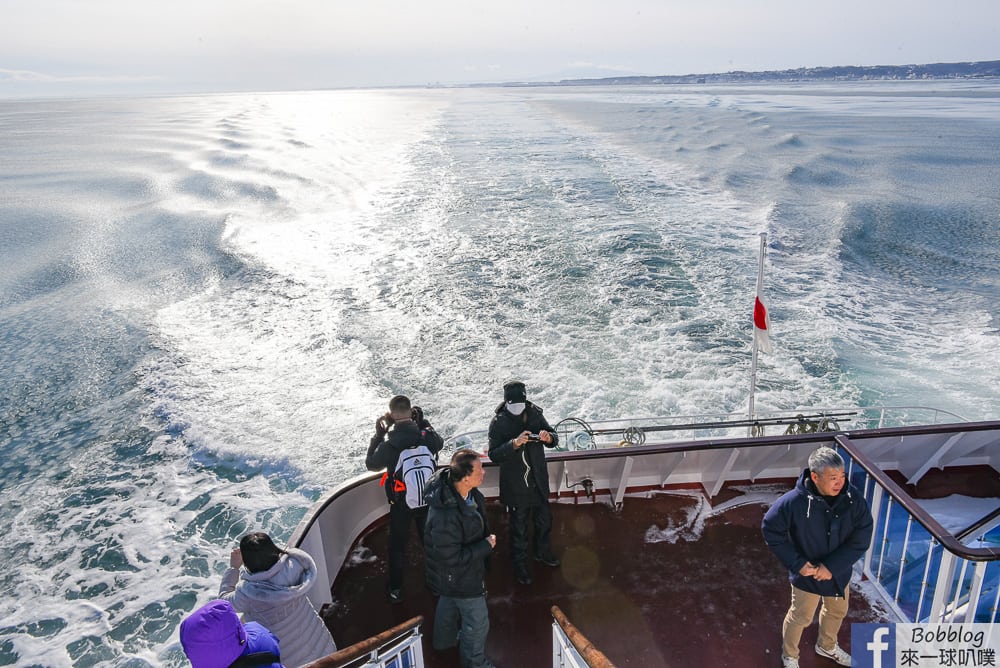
top-left (781, 584), bottom-right (849, 659)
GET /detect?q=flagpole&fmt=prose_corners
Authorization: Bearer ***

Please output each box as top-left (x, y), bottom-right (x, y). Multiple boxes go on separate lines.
top-left (748, 232), bottom-right (767, 434)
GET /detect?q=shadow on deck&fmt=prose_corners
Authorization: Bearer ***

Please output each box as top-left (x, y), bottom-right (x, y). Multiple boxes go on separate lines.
top-left (324, 481), bottom-right (882, 667)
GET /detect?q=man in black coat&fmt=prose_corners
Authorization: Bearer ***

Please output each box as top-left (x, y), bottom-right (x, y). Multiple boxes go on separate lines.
top-left (366, 394), bottom-right (444, 603)
top-left (487, 380), bottom-right (560, 585)
top-left (424, 449), bottom-right (496, 668)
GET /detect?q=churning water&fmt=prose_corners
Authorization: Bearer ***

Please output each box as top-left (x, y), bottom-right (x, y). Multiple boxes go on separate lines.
top-left (2, 81), bottom-right (1000, 665)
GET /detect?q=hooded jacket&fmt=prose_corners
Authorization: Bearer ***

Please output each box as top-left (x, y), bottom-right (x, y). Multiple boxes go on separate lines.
top-left (761, 468), bottom-right (874, 597)
top-left (180, 599), bottom-right (284, 668)
top-left (219, 548), bottom-right (336, 668)
top-left (366, 418), bottom-right (444, 504)
top-left (423, 468), bottom-right (492, 599)
top-left (487, 401), bottom-right (558, 506)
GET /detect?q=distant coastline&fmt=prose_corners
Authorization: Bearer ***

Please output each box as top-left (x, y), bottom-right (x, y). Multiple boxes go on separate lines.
top-left (492, 59), bottom-right (1000, 87)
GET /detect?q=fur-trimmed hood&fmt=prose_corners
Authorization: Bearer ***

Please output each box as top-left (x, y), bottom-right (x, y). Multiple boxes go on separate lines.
top-left (235, 547), bottom-right (318, 603)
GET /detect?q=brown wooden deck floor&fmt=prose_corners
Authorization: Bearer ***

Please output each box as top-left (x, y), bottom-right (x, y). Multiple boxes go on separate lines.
top-left (324, 482), bottom-right (883, 667)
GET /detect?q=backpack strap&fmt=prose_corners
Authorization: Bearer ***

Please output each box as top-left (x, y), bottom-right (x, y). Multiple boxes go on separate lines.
top-left (379, 470), bottom-right (406, 493)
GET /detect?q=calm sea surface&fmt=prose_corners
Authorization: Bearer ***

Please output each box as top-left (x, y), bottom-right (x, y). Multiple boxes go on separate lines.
top-left (1, 81), bottom-right (1000, 665)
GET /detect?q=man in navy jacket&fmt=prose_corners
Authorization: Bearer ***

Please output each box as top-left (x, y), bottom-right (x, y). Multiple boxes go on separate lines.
top-left (424, 449), bottom-right (497, 668)
top-left (762, 446), bottom-right (873, 668)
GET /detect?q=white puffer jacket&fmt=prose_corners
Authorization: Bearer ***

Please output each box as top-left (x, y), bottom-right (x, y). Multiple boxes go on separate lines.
top-left (219, 547), bottom-right (337, 668)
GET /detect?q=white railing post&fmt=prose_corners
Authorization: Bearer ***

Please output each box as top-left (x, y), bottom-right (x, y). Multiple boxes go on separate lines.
top-left (914, 539), bottom-right (937, 622)
top-left (876, 498), bottom-right (894, 582)
top-left (551, 619), bottom-right (587, 668)
top-left (950, 559), bottom-right (971, 622)
top-left (864, 485), bottom-right (884, 577)
top-left (552, 619), bottom-right (564, 667)
top-left (991, 570), bottom-right (1000, 623)
top-left (893, 516), bottom-right (914, 604)
top-left (929, 551), bottom-right (958, 622)
top-left (965, 561), bottom-right (989, 623)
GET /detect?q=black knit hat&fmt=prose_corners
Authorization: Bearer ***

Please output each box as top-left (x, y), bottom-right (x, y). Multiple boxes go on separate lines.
top-left (503, 380), bottom-right (527, 403)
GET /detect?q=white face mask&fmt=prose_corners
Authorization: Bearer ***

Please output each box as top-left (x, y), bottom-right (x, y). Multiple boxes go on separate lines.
top-left (506, 402), bottom-right (526, 416)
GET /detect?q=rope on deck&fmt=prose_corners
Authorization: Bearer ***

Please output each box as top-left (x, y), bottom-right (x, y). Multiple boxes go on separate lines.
top-left (551, 605), bottom-right (617, 668)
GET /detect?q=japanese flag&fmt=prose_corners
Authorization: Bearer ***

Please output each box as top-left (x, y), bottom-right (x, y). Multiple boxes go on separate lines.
top-left (753, 295), bottom-right (773, 354)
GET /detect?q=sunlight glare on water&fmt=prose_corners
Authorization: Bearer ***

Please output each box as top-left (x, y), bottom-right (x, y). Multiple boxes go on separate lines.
top-left (1, 82), bottom-right (999, 665)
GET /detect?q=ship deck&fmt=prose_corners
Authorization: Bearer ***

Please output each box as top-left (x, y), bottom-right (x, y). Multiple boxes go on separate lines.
top-left (325, 479), bottom-right (880, 668)
top-left (322, 465), bottom-right (999, 667)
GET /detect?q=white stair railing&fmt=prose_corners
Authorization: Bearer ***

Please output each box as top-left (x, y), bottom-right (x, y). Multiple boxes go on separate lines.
top-left (836, 435), bottom-right (1000, 625)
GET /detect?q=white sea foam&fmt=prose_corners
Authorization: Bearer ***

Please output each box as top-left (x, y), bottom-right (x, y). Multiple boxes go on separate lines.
top-left (2, 82), bottom-right (1000, 665)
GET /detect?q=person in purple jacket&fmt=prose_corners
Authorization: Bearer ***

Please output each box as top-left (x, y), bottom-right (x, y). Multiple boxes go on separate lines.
top-left (762, 446), bottom-right (873, 668)
top-left (179, 599), bottom-right (283, 668)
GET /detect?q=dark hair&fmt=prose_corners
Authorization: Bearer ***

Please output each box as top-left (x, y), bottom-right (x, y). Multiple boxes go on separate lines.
top-left (449, 448), bottom-right (481, 482)
top-left (388, 395), bottom-right (411, 418)
top-left (239, 532), bottom-right (287, 573)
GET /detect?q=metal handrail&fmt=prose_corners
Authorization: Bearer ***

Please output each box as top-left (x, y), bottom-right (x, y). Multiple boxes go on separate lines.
top-left (444, 405), bottom-right (969, 451)
top-left (956, 505), bottom-right (1000, 543)
top-left (836, 433), bottom-right (1000, 562)
top-left (577, 411), bottom-right (861, 436)
top-left (562, 405), bottom-right (967, 429)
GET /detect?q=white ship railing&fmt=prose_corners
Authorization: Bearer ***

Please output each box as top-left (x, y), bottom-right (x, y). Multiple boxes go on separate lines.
top-left (302, 616), bottom-right (424, 668)
top-left (551, 606), bottom-right (615, 668)
top-left (552, 629), bottom-right (587, 668)
top-left (835, 432), bottom-right (1000, 624)
top-left (294, 417), bottom-right (998, 666)
top-left (445, 405), bottom-right (968, 454)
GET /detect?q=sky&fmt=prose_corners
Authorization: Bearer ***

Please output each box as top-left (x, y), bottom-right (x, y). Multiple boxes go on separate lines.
top-left (1, 0), bottom-right (998, 98)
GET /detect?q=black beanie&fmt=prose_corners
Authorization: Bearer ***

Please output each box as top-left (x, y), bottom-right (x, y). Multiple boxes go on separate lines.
top-left (503, 381), bottom-right (527, 403)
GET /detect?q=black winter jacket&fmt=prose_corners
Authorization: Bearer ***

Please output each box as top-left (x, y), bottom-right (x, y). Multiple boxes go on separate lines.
top-left (423, 469), bottom-right (491, 598)
top-left (487, 402), bottom-right (558, 507)
top-left (366, 419), bottom-right (444, 503)
top-left (761, 468), bottom-right (874, 597)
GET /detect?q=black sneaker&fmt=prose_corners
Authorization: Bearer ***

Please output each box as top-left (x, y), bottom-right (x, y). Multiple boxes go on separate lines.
top-left (514, 568), bottom-right (533, 585)
top-left (387, 588), bottom-right (403, 604)
top-left (535, 553), bottom-right (561, 567)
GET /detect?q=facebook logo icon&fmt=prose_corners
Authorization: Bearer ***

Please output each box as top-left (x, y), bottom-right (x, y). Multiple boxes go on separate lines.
top-left (853, 624), bottom-right (895, 668)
